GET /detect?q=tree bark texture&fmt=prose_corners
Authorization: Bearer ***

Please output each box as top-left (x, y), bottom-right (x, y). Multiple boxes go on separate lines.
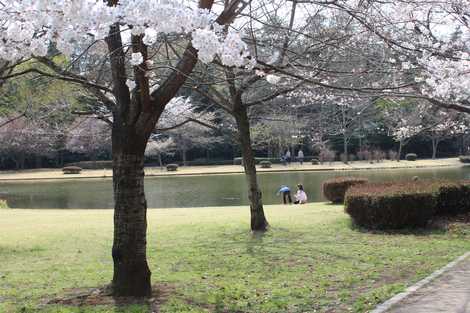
top-left (234, 107), bottom-right (269, 232)
top-left (111, 126), bottom-right (151, 297)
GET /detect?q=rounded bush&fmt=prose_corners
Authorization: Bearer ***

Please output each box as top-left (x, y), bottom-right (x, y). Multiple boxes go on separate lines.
top-left (459, 156), bottom-right (470, 164)
top-left (62, 166), bottom-right (82, 174)
top-left (405, 153), bottom-right (417, 161)
top-left (233, 157), bottom-right (243, 165)
top-left (259, 160), bottom-right (272, 168)
top-left (322, 177), bottom-right (368, 203)
top-left (345, 183), bottom-right (437, 229)
top-left (311, 158), bottom-right (319, 165)
top-left (166, 164), bottom-right (178, 171)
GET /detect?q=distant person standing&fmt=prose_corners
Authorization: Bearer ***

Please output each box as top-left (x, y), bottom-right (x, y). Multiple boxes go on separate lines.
top-left (280, 151), bottom-right (287, 166)
top-left (277, 185), bottom-right (292, 204)
top-left (285, 150), bottom-right (291, 165)
top-left (297, 149), bottom-right (304, 165)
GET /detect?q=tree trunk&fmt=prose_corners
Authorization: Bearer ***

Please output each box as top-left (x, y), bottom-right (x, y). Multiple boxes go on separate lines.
top-left (397, 140), bottom-right (403, 162)
top-left (234, 107), bottom-right (269, 232)
top-left (158, 152), bottom-right (163, 170)
top-left (35, 155), bottom-right (42, 169)
top-left (182, 148), bottom-right (187, 166)
top-left (432, 138), bottom-right (439, 159)
top-left (111, 127), bottom-right (151, 297)
top-left (19, 152), bottom-right (25, 169)
top-left (343, 134), bottom-right (348, 164)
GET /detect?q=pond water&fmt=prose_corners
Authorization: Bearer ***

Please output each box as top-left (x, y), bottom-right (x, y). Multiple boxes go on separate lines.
top-left (1, 166), bottom-right (469, 209)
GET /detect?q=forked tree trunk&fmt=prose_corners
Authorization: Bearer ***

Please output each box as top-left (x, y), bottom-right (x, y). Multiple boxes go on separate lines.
top-left (234, 107), bottom-right (269, 232)
top-left (111, 126), bottom-right (151, 297)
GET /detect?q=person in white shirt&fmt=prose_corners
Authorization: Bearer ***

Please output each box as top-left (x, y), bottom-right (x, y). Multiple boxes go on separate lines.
top-left (297, 149), bottom-right (304, 165)
top-left (285, 150), bottom-right (291, 165)
top-left (294, 184), bottom-right (307, 204)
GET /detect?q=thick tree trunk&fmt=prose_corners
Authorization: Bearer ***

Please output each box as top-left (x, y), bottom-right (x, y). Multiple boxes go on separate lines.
top-left (111, 128), bottom-right (151, 297)
top-left (234, 107), bottom-right (269, 232)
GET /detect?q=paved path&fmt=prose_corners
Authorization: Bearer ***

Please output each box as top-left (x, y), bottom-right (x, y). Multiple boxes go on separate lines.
top-left (387, 256), bottom-right (470, 313)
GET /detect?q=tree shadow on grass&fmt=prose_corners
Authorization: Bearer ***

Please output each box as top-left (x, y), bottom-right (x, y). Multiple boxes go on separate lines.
top-left (42, 283), bottom-right (175, 313)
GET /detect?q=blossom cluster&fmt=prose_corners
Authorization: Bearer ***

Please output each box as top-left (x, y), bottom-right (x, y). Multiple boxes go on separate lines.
top-left (0, 0), bottom-right (251, 68)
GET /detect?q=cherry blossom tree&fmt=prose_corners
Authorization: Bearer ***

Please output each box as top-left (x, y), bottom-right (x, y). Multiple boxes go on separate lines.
top-left (382, 101), bottom-right (425, 161)
top-left (65, 117), bottom-right (111, 161)
top-left (421, 108), bottom-right (468, 159)
top-left (0, 0), bottom-right (251, 296)
top-left (0, 116), bottom-right (54, 169)
top-left (156, 97), bottom-right (222, 165)
top-left (145, 137), bottom-right (175, 169)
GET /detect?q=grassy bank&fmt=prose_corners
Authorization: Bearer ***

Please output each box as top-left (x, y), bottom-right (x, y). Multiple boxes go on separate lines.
top-left (1, 204), bottom-right (470, 313)
top-left (0, 158), bottom-right (462, 181)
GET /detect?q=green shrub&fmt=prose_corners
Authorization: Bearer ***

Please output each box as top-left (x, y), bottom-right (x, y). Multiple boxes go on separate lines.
top-left (259, 160), bottom-right (272, 168)
top-left (405, 153), bottom-right (417, 161)
top-left (234, 156), bottom-right (316, 165)
top-left (432, 181), bottom-right (468, 215)
top-left (322, 177), bottom-right (368, 203)
top-left (65, 161), bottom-right (112, 169)
top-left (459, 156), bottom-right (470, 164)
top-left (166, 164), bottom-right (178, 171)
top-left (345, 183), bottom-right (437, 229)
top-left (184, 159), bottom-right (234, 166)
top-left (62, 166), bottom-right (82, 174)
top-left (311, 158), bottom-right (319, 165)
top-left (233, 157), bottom-right (243, 165)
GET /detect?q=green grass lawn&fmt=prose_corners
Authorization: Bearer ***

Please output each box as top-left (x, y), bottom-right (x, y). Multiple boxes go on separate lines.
top-left (1, 204), bottom-right (470, 313)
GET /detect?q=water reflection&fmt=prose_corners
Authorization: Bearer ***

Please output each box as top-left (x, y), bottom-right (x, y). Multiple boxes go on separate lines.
top-left (0, 166), bottom-right (468, 209)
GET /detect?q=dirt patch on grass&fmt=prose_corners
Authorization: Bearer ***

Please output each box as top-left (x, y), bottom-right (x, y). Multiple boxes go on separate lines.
top-left (42, 283), bottom-right (175, 312)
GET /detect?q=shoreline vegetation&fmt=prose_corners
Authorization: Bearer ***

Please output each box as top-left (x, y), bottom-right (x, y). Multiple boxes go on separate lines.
top-left (1, 204), bottom-right (470, 312)
top-left (0, 157), bottom-right (463, 182)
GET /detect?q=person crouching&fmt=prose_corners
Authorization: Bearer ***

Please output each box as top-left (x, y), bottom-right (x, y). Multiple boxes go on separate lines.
top-left (294, 184), bottom-right (307, 204)
top-left (277, 185), bottom-right (292, 204)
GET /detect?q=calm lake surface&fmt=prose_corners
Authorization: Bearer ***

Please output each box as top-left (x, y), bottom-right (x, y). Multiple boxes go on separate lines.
top-left (1, 166), bottom-right (469, 209)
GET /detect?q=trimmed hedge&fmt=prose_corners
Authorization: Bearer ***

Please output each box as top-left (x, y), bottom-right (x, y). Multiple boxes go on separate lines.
top-left (62, 166), bottom-right (82, 174)
top-left (344, 180), bottom-right (470, 230)
top-left (166, 164), bottom-right (178, 171)
top-left (405, 153), bottom-right (417, 161)
top-left (65, 161), bottom-right (112, 169)
top-left (434, 180), bottom-right (470, 215)
top-left (184, 159), bottom-right (234, 166)
top-left (345, 183), bottom-right (437, 229)
top-left (234, 156), bottom-right (316, 165)
top-left (322, 177), bottom-right (368, 203)
top-left (459, 156), bottom-right (470, 164)
top-left (259, 160), bottom-right (272, 168)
